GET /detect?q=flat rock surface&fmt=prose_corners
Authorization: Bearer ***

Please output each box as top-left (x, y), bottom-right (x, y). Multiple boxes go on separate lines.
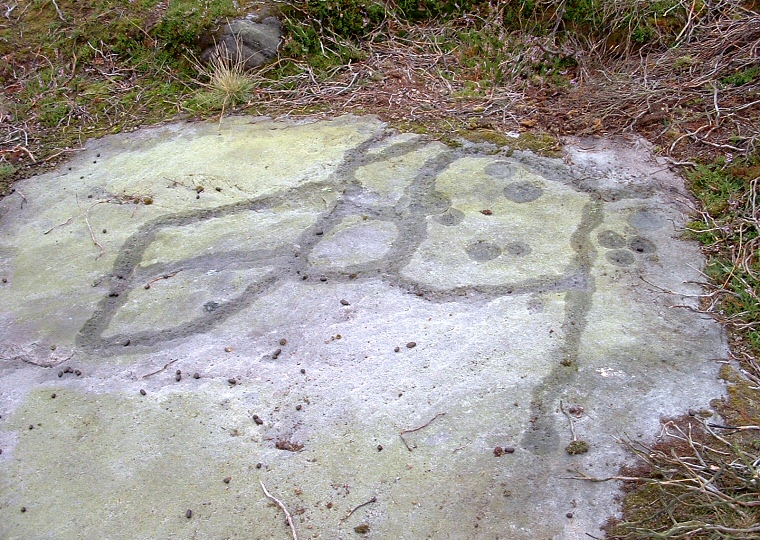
top-left (0, 115), bottom-right (726, 539)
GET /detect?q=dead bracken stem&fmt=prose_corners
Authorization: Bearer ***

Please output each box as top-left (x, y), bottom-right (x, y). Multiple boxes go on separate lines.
top-left (260, 480), bottom-right (298, 540)
top-left (399, 412), bottom-right (446, 451)
top-left (339, 495), bottom-right (377, 523)
top-left (141, 358), bottom-right (179, 379)
top-left (144, 270), bottom-right (181, 290)
top-left (84, 203), bottom-right (104, 259)
top-left (560, 401), bottom-right (577, 441)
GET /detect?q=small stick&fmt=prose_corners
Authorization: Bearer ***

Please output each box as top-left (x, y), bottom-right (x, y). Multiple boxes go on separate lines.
top-left (560, 401), bottom-right (577, 442)
top-left (21, 351), bottom-right (74, 368)
top-left (43, 217), bottom-right (74, 235)
top-left (144, 270), bottom-right (180, 289)
top-left (50, 0), bottom-right (66, 21)
top-left (43, 148), bottom-right (82, 162)
top-left (142, 358), bottom-right (179, 379)
top-left (11, 145), bottom-right (35, 162)
top-left (563, 469), bottom-right (641, 483)
top-left (339, 496), bottom-right (377, 523)
top-left (84, 209), bottom-right (104, 259)
top-left (260, 480), bottom-right (298, 540)
top-left (15, 190), bottom-right (27, 208)
top-left (400, 412), bottom-right (446, 451)
top-left (707, 423), bottom-right (760, 432)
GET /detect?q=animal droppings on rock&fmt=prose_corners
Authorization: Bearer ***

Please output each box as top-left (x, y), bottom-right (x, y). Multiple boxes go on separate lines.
top-left (340, 299), bottom-right (350, 306)
top-left (406, 342), bottom-right (416, 348)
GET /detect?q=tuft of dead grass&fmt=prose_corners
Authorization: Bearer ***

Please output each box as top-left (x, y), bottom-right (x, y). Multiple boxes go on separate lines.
top-left (191, 39), bottom-right (256, 115)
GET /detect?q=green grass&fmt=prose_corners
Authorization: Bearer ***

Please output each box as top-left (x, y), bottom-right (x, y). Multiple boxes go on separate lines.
top-left (686, 158), bottom-right (760, 353)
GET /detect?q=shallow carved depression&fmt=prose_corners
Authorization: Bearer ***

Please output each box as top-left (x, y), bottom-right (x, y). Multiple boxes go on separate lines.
top-left (0, 116), bottom-right (728, 540)
top-left (465, 240), bottom-right (502, 261)
top-left (504, 181), bottom-right (544, 203)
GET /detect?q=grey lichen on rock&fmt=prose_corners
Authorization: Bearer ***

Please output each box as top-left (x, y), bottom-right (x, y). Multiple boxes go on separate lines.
top-left (199, 16), bottom-right (282, 69)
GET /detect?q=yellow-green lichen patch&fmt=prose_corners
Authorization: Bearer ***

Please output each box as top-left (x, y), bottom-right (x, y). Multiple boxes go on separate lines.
top-left (264, 384), bottom-right (568, 539)
top-left (0, 387), bottom-right (288, 540)
top-left (139, 208), bottom-right (319, 268)
top-left (103, 267), bottom-right (274, 338)
top-left (0, 202), bottom-right (153, 347)
top-left (77, 116), bottom-right (382, 203)
top-left (355, 141), bottom-right (448, 204)
top-left (402, 156), bottom-right (587, 288)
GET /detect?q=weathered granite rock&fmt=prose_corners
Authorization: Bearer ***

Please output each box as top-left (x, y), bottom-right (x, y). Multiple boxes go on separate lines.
top-left (199, 16), bottom-right (282, 69)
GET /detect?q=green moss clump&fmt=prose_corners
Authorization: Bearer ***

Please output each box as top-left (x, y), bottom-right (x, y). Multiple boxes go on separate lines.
top-left (565, 440), bottom-right (589, 455)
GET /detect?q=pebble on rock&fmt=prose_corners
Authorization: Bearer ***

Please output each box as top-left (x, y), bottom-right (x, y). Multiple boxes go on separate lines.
top-left (186, 509), bottom-right (193, 519)
top-left (406, 342), bottom-right (417, 348)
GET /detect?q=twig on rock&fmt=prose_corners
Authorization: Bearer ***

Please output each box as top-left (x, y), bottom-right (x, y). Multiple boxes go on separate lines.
top-left (141, 358), bottom-right (179, 379)
top-left (339, 495), bottom-right (377, 523)
top-left (260, 480), bottom-right (298, 540)
top-left (400, 412), bottom-right (446, 451)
